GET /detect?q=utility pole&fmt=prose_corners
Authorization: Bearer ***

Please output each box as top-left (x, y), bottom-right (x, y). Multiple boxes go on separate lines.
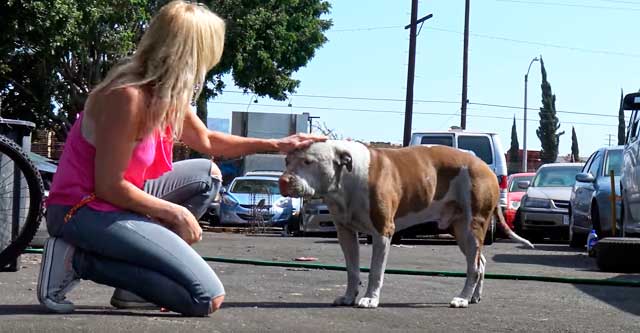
top-left (460, 0), bottom-right (470, 129)
top-left (607, 134), bottom-right (614, 146)
top-left (403, 0), bottom-right (433, 146)
top-left (308, 116), bottom-right (320, 133)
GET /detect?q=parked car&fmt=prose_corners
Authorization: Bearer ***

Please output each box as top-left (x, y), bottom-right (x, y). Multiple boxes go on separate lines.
top-left (27, 152), bottom-right (58, 247)
top-left (621, 92), bottom-right (640, 237)
top-left (591, 92), bottom-right (640, 273)
top-left (299, 197), bottom-right (336, 235)
top-left (218, 173), bottom-right (297, 227)
top-left (516, 163), bottom-right (583, 241)
top-left (504, 172), bottom-right (536, 229)
top-left (403, 128), bottom-right (508, 245)
top-left (201, 186), bottom-right (224, 225)
top-left (28, 152), bottom-right (57, 195)
top-left (569, 146), bottom-right (623, 248)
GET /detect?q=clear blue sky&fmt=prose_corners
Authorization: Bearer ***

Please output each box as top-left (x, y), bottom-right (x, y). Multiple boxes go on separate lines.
top-left (208, 0), bottom-right (640, 158)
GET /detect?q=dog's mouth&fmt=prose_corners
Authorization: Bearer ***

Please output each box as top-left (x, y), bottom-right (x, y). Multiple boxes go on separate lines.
top-left (281, 177), bottom-right (315, 199)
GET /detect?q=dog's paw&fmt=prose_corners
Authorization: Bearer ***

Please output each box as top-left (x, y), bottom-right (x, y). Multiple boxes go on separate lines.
top-left (356, 297), bottom-right (379, 308)
top-left (470, 295), bottom-right (481, 304)
top-left (332, 295), bottom-right (356, 306)
top-left (449, 297), bottom-right (469, 308)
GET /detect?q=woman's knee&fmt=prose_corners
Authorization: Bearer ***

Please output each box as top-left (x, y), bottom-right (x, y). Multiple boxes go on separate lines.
top-left (210, 295), bottom-right (225, 313)
top-left (210, 160), bottom-right (222, 180)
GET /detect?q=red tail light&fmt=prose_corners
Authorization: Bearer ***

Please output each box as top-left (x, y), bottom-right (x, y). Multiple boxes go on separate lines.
top-left (498, 175), bottom-right (508, 190)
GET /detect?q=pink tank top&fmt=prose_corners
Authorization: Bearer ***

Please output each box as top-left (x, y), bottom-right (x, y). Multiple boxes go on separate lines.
top-left (47, 113), bottom-right (173, 211)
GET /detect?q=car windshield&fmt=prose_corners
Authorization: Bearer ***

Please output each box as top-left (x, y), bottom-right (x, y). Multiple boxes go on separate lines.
top-left (531, 166), bottom-right (583, 187)
top-left (604, 149), bottom-right (623, 177)
top-left (231, 179), bottom-right (280, 195)
top-left (509, 175), bottom-right (533, 192)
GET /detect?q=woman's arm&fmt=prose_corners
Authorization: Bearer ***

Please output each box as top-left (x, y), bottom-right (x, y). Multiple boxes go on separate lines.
top-left (180, 109), bottom-right (326, 159)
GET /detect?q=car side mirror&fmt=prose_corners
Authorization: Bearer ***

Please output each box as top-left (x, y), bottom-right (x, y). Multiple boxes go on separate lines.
top-left (220, 187), bottom-right (227, 194)
top-left (517, 180), bottom-right (530, 189)
top-left (575, 172), bottom-right (596, 183)
top-left (623, 92), bottom-right (640, 110)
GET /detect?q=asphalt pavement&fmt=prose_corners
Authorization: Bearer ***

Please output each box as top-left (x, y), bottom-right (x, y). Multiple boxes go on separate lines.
top-left (1, 231), bottom-right (639, 332)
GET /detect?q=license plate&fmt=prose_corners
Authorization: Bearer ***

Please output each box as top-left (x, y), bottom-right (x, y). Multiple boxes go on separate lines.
top-left (563, 215), bottom-right (569, 225)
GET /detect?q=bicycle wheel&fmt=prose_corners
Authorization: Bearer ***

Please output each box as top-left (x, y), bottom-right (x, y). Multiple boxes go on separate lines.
top-left (0, 134), bottom-right (44, 269)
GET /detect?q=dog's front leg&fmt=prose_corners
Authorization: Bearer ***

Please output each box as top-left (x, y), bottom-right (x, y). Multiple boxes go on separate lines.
top-left (358, 233), bottom-right (391, 308)
top-left (333, 224), bottom-right (360, 306)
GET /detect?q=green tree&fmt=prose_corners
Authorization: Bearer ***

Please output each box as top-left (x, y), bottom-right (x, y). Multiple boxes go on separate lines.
top-left (1, 0), bottom-right (154, 138)
top-left (1, 0), bottom-right (332, 140)
top-left (508, 116), bottom-right (520, 174)
top-left (536, 57), bottom-right (564, 164)
top-left (618, 89), bottom-right (626, 145)
top-left (571, 126), bottom-right (579, 162)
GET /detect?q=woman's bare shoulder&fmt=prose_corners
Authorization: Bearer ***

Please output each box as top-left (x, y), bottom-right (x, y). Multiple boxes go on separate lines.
top-left (94, 85), bottom-right (147, 106)
top-left (89, 85), bottom-right (149, 119)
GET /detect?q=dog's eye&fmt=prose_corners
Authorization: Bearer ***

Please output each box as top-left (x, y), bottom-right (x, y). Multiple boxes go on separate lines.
top-left (304, 159), bottom-right (312, 165)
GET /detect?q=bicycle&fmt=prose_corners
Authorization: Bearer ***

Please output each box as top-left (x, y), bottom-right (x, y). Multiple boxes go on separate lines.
top-left (0, 134), bottom-right (45, 270)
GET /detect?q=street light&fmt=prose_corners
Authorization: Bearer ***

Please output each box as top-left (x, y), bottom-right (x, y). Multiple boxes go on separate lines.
top-left (523, 57), bottom-right (539, 173)
top-left (245, 94), bottom-right (258, 112)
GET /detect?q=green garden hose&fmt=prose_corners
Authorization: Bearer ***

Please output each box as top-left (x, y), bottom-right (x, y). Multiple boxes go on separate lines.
top-left (22, 248), bottom-right (640, 288)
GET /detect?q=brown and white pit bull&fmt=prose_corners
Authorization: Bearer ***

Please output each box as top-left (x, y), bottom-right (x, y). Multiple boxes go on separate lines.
top-left (279, 140), bottom-right (533, 308)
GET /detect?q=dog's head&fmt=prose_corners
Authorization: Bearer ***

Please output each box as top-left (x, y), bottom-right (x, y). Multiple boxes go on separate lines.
top-left (279, 141), bottom-right (353, 198)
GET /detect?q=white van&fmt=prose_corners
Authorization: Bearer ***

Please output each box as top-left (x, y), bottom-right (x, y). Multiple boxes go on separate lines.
top-left (409, 129), bottom-right (509, 206)
top-left (406, 129), bottom-right (508, 245)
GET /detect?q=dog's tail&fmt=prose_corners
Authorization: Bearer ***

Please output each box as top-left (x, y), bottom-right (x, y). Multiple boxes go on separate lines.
top-left (494, 206), bottom-right (534, 249)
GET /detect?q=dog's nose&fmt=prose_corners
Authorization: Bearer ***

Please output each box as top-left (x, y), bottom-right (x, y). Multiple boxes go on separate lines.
top-left (279, 175), bottom-right (291, 197)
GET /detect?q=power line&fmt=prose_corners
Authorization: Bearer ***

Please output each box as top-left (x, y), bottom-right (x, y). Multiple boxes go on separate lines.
top-left (330, 24), bottom-right (640, 58)
top-left (220, 90), bottom-right (620, 118)
top-left (331, 25), bottom-right (403, 32)
top-left (595, 0), bottom-right (640, 5)
top-left (596, 0), bottom-right (640, 4)
top-left (427, 26), bottom-right (640, 58)
top-left (222, 90), bottom-right (457, 104)
top-left (496, 0), bottom-right (640, 11)
top-left (211, 101), bottom-right (620, 127)
top-left (469, 102), bottom-right (619, 118)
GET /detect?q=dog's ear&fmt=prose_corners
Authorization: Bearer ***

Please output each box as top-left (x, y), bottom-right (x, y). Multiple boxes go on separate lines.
top-left (338, 151), bottom-right (353, 172)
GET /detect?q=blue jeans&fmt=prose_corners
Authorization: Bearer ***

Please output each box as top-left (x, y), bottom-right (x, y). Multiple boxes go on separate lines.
top-left (46, 159), bottom-right (224, 316)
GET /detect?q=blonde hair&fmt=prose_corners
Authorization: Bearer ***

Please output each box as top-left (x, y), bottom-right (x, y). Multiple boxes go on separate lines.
top-left (92, 0), bottom-right (225, 138)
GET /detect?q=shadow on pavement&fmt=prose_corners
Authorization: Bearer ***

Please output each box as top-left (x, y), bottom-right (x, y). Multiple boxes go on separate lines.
top-left (529, 244), bottom-right (584, 252)
top-left (491, 253), bottom-right (595, 270)
top-left (0, 304), bottom-right (182, 317)
top-left (572, 275), bottom-right (640, 316)
top-left (221, 302), bottom-right (445, 309)
top-left (313, 239), bottom-right (458, 246)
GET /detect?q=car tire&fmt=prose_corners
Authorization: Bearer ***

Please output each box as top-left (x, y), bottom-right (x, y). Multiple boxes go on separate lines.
top-left (569, 229), bottom-right (587, 248)
top-left (596, 237), bottom-right (640, 273)
top-left (514, 212), bottom-right (543, 243)
top-left (287, 215), bottom-right (302, 236)
top-left (209, 215), bottom-right (220, 226)
top-left (620, 192), bottom-right (627, 237)
top-left (484, 216), bottom-right (496, 245)
top-left (591, 204), bottom-right (602, 236)
top-left (391, 232), bottom-right (403, 245)
top-left (514, 210), bottom-right (526, 237)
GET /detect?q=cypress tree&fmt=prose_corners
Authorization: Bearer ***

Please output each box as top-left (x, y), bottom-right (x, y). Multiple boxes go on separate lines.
top-left (508, 116), bottom-right (521, 174)
top-left (618, 89), bottom-right (626, 145)
top-left (536, 57), bottom-right (565, 163)
top-left (571, 126), bottom-right (579, 162)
